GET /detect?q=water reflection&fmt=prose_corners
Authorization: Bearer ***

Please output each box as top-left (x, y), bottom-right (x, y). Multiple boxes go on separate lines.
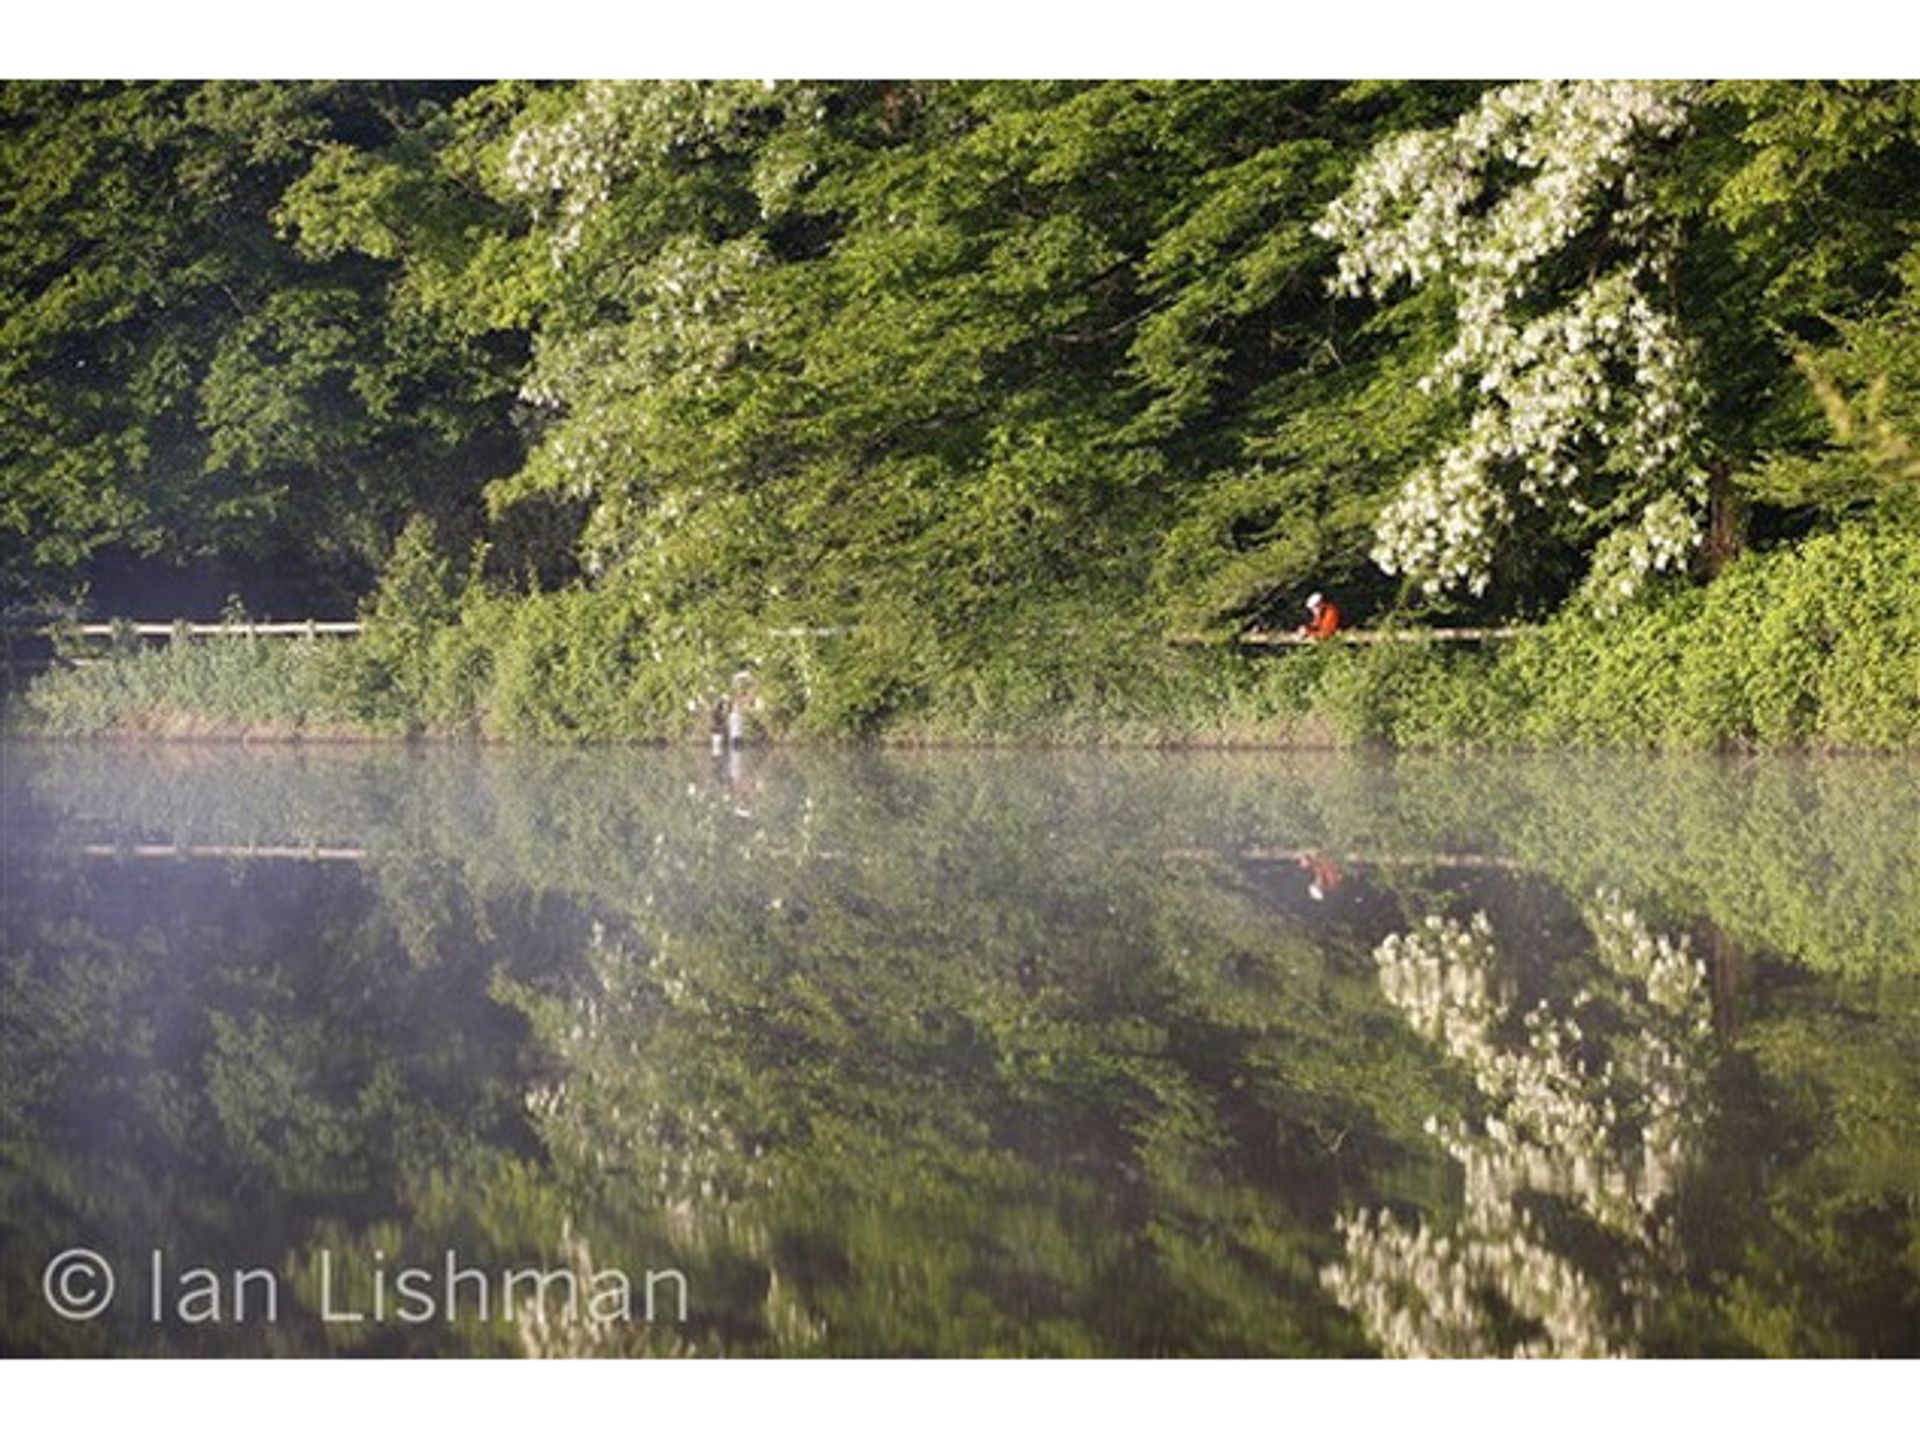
top-left (1324, 898), bottom-right (1715, 1357)
top-left (1, 744), bottom-right (1915, 1356)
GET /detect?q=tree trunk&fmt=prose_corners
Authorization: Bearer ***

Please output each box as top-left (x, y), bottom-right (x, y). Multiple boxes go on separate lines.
top-left (1700, 464), bottom-right (1746, 578)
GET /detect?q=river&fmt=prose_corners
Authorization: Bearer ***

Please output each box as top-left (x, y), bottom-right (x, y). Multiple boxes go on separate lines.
top-left (2, 742), bottom-right (1915, 1356)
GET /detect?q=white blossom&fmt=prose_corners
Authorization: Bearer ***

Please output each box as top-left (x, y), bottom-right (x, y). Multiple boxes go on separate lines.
top-left (504, 81), bottom-right (820, 263)
top-left (1317, 82), bottom-right (1709, 604)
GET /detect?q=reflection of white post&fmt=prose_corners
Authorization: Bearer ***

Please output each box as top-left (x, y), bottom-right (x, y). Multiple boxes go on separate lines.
top-left (697, 692), bottom-right (727, 752)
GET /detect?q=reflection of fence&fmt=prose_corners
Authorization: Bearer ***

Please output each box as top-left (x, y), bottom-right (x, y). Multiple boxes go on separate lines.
top-left (1165, 846), bottom-right (1532, 871)
top-left (17, 621), bottom-right (362, 638)
top-left (77, 843), bottom-right (368, 862)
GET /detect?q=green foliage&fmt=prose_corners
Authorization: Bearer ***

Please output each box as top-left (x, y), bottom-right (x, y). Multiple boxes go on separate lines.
top-left (1495, 525), bottom-right (1920, 749)
top-left (11, 626), bottom-right (373, 737)
top-left (352, 514), bottom-right (463, 724)
top-left (1746, 252), bottom-right (1920, 523)
top-left (298, 80), bottom-right (1491, 693)
top-left (1129, 525), bottom-right (1920, 754)
top-left (9, 81), bottom-right (1920, 749)
top-left (0, 81), bottom-right (522, 601)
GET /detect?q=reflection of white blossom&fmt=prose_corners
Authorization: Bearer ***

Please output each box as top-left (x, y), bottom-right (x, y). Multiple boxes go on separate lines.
top-left (1324, 894), bottom-right (1715, 1357)
top-left (1375, 912), bottom-right (1508, 1070)
top-left (1329, 1208), bottom-right (1615, 1358)
top-left (1315, 82), bottom-right (1707, 605)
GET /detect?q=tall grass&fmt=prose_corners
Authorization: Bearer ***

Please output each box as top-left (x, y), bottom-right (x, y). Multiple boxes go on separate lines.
top-left (12, 629), bottom-right (378, 738)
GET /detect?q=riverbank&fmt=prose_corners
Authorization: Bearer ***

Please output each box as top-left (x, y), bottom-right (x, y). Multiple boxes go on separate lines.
top-left (12, 527), bottom-right (1920, 751)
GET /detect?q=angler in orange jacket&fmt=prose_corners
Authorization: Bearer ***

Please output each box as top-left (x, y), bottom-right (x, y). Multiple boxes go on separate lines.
top-left (1298, 592), bottom-right (1342, 641)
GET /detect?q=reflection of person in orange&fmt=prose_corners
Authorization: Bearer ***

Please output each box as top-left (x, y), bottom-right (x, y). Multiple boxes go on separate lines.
top-left (1298, 851), bottom-right (1344, 902)
top-left (1296, 592), bottom-right (1342, 641)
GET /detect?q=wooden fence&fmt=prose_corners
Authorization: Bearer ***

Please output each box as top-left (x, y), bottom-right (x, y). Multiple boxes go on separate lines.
top-left (1171, 625), bottom-right (1532, 648)
top-left (0, 619), bottom-right (362, 685)
top-left (2, 617), bottom-right (1534, 691)
top-left (26, 621), bottom-right (363, 638)
top-left (13, 620), bottom-right (1534, 648)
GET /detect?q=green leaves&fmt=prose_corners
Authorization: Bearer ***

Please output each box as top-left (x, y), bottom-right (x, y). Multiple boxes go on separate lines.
top-left (458, 79), bottom-right (1494, 694)
top-left (0, 82), bottom-right (521, 600)
top-left (10, 80), bottom-right (1920, 738)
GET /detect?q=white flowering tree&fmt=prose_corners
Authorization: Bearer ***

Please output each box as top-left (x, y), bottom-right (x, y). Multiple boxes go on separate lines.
top-left (1315, 82), bottom-right (1711, 612)
top-left (484, 82), bottom-right (826, 574)
top-left (1322, 895), bottom-right (1716, 1357)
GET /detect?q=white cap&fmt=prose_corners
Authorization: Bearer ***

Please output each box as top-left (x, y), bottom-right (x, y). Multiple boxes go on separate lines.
top-left (1306, 592), bottom-right (1324, 609)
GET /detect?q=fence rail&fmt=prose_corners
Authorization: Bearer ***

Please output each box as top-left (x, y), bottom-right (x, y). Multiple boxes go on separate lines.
top-left (7, 619), bottom-right (1535, 653)
top-left (6, 621), bottom-right (363, 638)
top-left (1172, 625), bottom-right (1532, 648)
top-left (0, 621), bottom-right (364, 687)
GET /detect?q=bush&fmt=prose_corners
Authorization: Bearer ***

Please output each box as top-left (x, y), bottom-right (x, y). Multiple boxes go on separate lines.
top-left (1501, 525), bottom-right (1920, 750)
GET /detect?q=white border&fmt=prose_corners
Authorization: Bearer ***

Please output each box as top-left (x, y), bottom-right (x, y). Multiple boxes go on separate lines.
top-left (3, 3), bottom-right (1914, 79)
top-left (3, 17), bottom-right (1912, 1431)
top-left (4, 1356), bottom-right (1907, 1435)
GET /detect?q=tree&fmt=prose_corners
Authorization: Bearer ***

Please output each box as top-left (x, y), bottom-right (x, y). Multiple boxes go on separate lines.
top-left (0, 82), bottom-right (522, 607)
top-left (1315, 82), bottom-right (1708, 612)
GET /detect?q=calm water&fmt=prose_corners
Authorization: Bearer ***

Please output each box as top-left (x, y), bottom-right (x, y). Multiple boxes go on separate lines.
top-left (2, 742), bottom-right (1915, 1357)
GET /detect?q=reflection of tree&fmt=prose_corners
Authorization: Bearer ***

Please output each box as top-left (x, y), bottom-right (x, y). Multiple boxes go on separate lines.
top-left (0, 843), bottom-right (550, 1355)
top-left (1323, 896), bottom-right (1717, 1357)
top-left (31, 745), bottom-right (1920, 981)
top-left (497, 816), bottom-right (1397, 1357)
top-left (8, 746), bottom-right (1426, 1355)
